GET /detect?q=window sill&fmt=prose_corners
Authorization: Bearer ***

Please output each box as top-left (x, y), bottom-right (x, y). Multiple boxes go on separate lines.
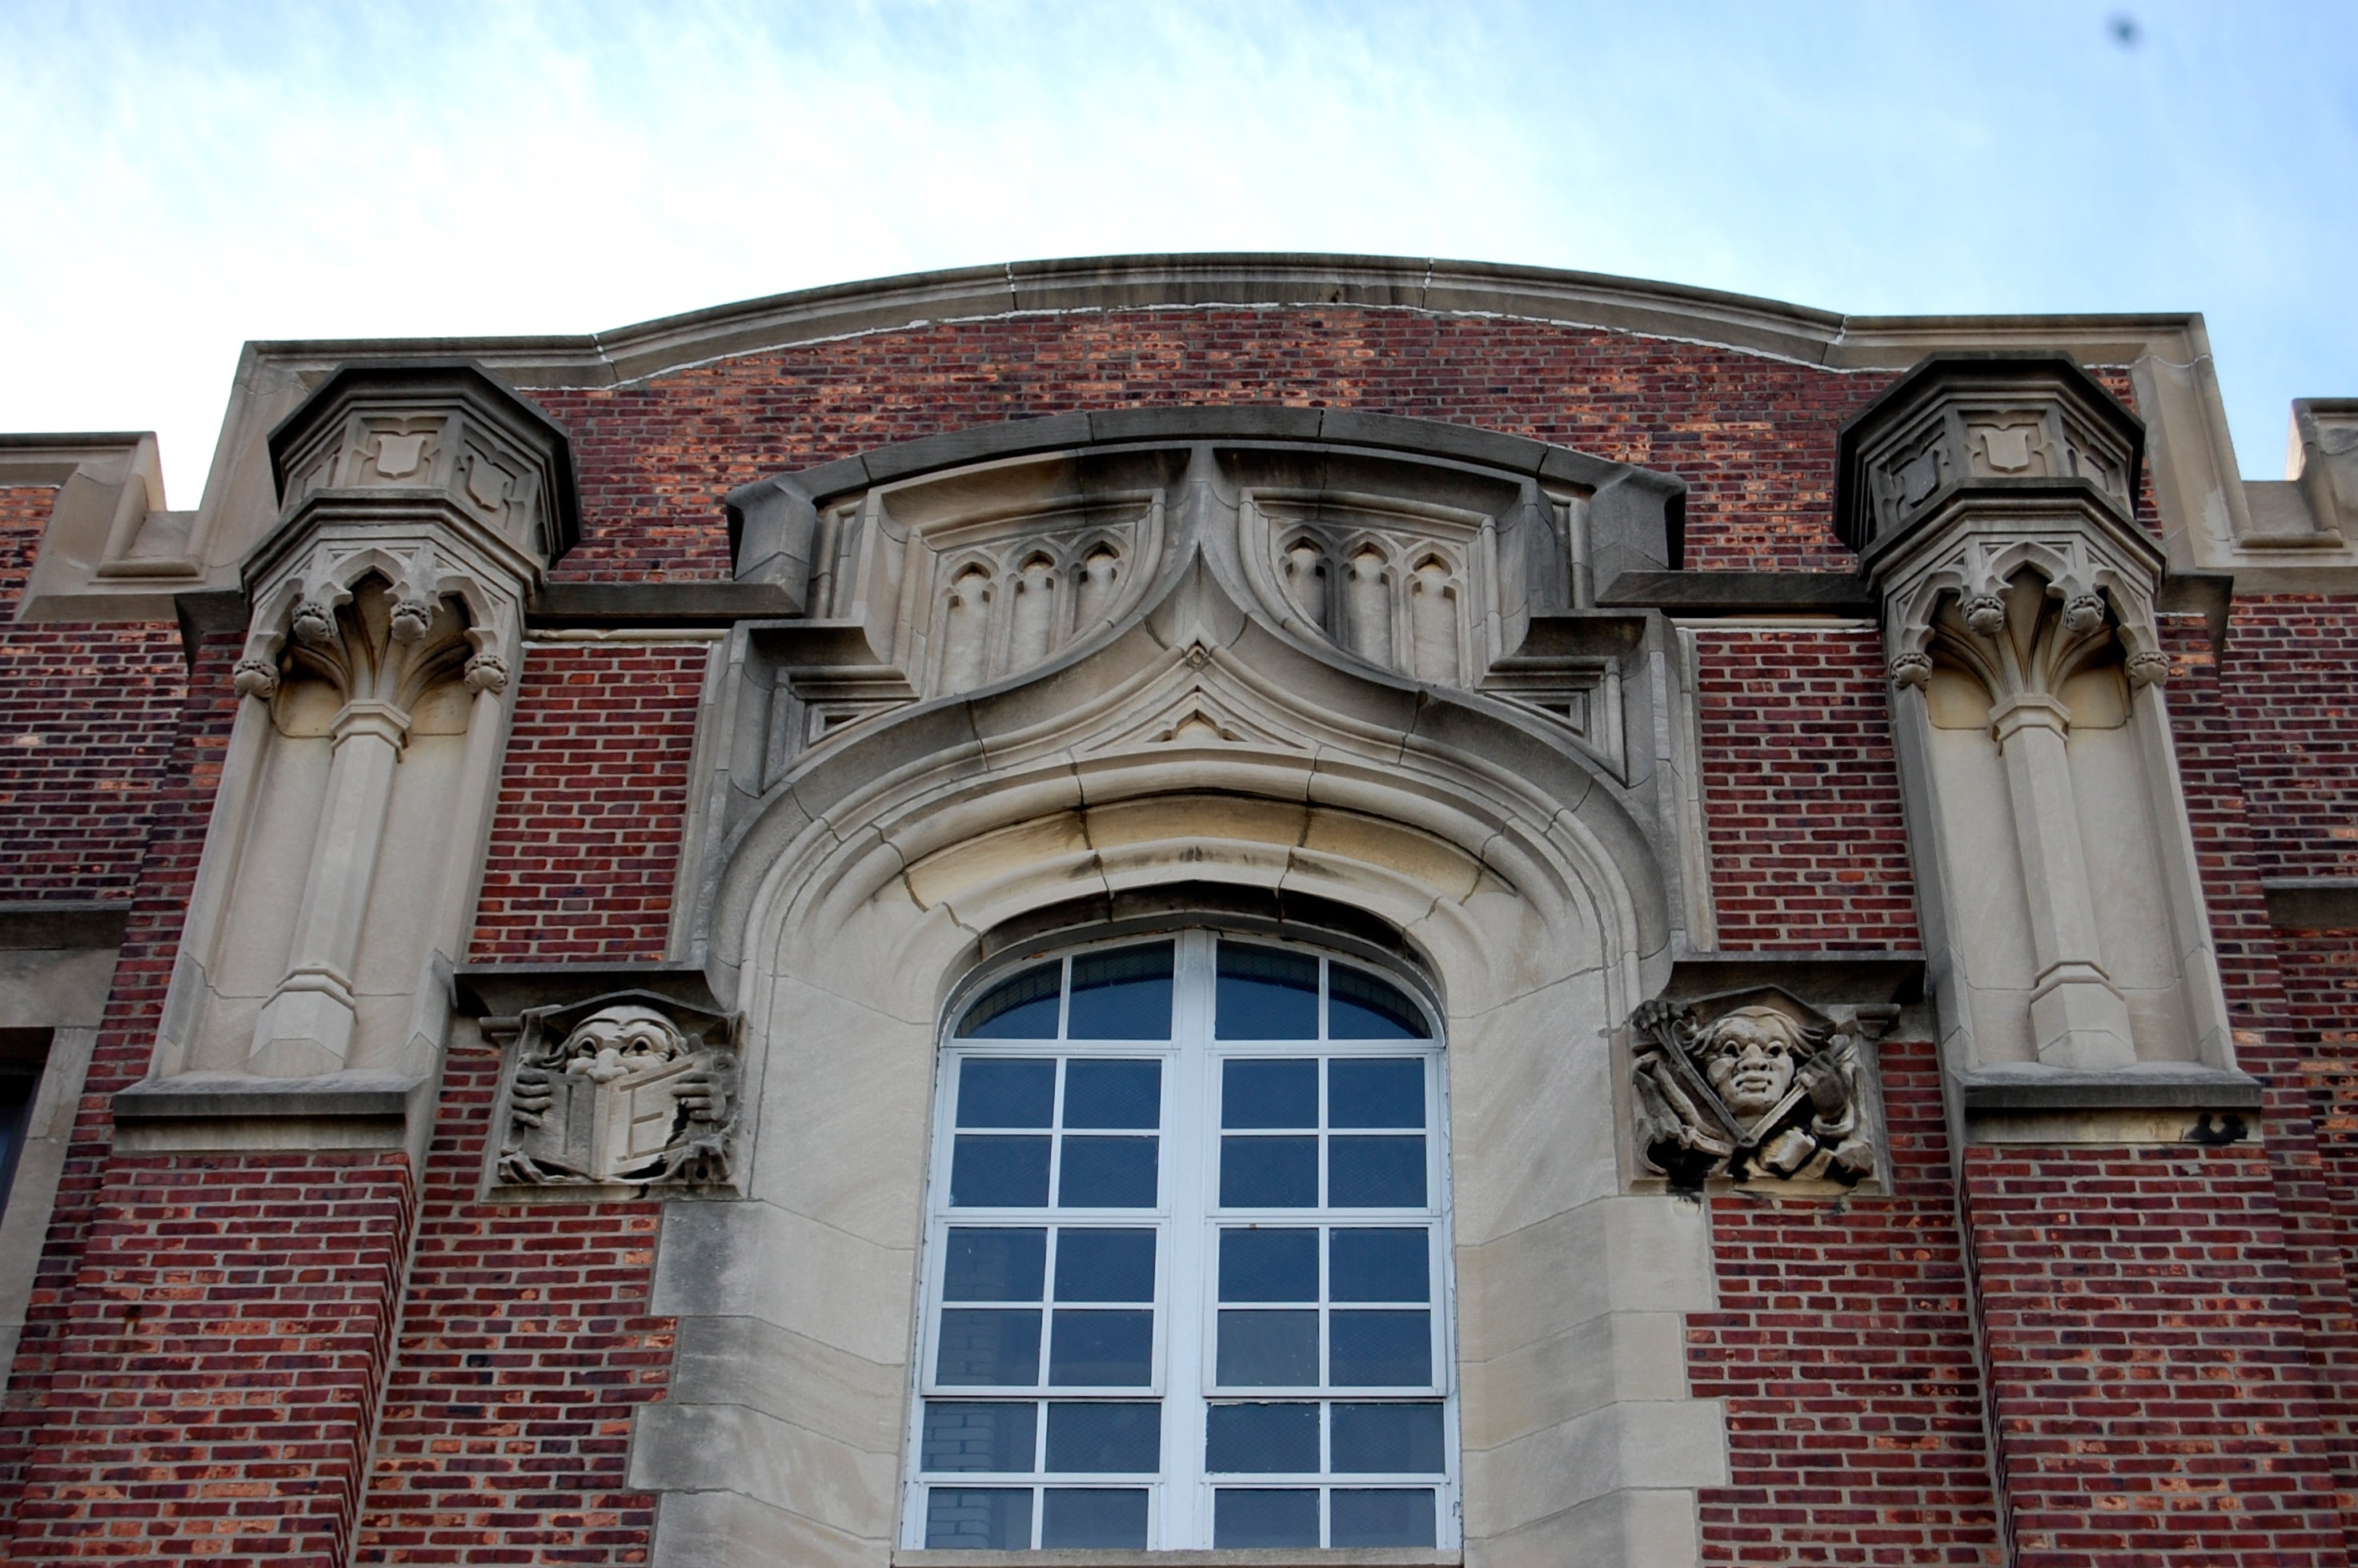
top-left (894, 1552), bottom-right (1460, 1566)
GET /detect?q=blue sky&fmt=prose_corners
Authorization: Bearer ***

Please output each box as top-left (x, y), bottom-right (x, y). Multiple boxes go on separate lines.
top-left (3, 0), bottom-right (2352, 504)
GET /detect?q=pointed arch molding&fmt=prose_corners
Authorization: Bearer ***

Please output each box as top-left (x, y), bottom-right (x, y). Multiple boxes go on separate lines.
top-left (629, 418), bottom-right (1732, 1568)
top-left (687, 408), bottom-right (1708, 1006)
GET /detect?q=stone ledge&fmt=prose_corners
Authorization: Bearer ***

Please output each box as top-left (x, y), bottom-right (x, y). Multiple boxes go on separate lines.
top-left (0, 901), bottom-right (129, 952)
top-left (530, 580), bottom-right (801, 628)
top-left (452, 962), bottom-right (724, 1020)
top-left (1665, 950), bottom-right (1924, 1007)
top-left (2260, 877), bottom-right (2358, 931)
top-left (1598, 570), bottom-right (1876, 618)
top-left (892, 1553), bottom-right (1459, 1567)
top-left (111, 1071), bottom-right (425, 1153)
top-left (1957, 1066), bottom-right (2264, 1113)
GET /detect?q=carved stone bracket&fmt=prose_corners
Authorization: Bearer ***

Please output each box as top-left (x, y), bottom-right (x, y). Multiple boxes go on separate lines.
top-left (1628, 985), bottom-right (1894, 1193)
top-left (487, 989), bottom-right (744, 1194)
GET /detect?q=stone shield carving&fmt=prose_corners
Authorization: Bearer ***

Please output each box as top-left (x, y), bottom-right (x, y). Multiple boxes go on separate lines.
top-left (495, 992), bottom-right (743, 1189)
top-left (1629, 987), bottom-right (1888, 1189)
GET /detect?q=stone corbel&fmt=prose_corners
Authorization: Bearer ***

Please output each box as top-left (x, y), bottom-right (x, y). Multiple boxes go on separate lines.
top-left (457, 967), bottom-right (745, 1198)
top-left (1625, 960), bottom-right (1915, 1195)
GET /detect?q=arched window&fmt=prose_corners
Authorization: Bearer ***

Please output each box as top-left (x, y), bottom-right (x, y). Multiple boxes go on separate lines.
top-left (904, 928), bottom-right (1458, 1552)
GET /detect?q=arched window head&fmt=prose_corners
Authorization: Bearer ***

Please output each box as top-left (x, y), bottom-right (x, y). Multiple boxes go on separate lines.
top-left (907, 928), bottom-right (1458, 1552)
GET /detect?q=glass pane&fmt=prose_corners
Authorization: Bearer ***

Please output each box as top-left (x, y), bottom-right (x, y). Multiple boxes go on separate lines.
top-left (1053, 1229), bottom-right (1156, 1302)
top-left (1328, 965), bottom-right (1429, 1040)
top-left (1045, 1402), bottom-right (1161, 1473)
top-left (944, 1229), bottom-right (1047, 1302)
top-left (1216, 944), bottom-right (1319, 1039)
top-left (926, 1486), bottom-right (1033, 1550)
top-left (1329, 1229), bottom-right (1429, 1303)
top-left (951, 1135), bottom-right (1051, 1208)
top-left (958, 964), bottom-right (1061, 1039)
top-left (956, 1058), bottom-right (1056, 1126)
top-left (1330, 1402), bottom-right (1446, 1473)
top-left (1214, 1488), bottom-right (1320, 1548)
top-left (921, 1401), bottom-right (1038, 1472)
top-left (1219, 1229), bottom-right (1319, 1302)
top-left (1047, 1309), bottom-right (1154, 1386)
top-left (1221, 1137), bottom-right (1318, 1208)
top-left (1066, 944), bottom-right (1175, 1040)
top-left (1328, 1058), bottom-right (1425, 1127)
top-left (1328, 1137), bottom-right (1426, 1207)
top-left (1057, 1137), bottom-right (1158, 1208)
top-left (1329, 1310), bottom-right (1432, 1386)
top-left (1222, 1058), bottom-right (1317, 1129)
top-left (1331, 1488), bottom-right (1438, 1548)
top-left (1062, 1058), bottom-right (1161, 1128)
top-left (1217, 1309), bottom-right (1319, 1386)
top-left (936, 1309), bottom-right (1042, 1386)
top-left (1041, 1488), bottom-right (1149, 1550)
top-left (1205, 1402), bottom-right (1321, 1473)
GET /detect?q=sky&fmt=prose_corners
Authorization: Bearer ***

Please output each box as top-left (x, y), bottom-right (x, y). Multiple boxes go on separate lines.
top-left (2, 0), bottom-right (2352, 507)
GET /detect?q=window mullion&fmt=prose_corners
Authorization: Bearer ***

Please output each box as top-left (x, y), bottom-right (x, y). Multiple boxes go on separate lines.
top-left (1158, 929), bottom-right (1214, 1546)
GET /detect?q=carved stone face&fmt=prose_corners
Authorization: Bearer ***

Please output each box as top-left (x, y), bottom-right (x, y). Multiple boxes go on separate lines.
top-left (1699, 1008), bottom-right (1806, 1121)
top-left (560, 1005), bottom-right (688, 1085)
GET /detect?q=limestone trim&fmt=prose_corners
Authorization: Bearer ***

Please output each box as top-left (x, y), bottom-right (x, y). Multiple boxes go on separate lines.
top-left (137, 363), bottom-right (578, 1153)
top-left (636, 471), bottom-right (1729, 1562)
top-left (6, 431), bottom-right (218, 621)
top-left (1845, 355), bottom-right (2245, 1116)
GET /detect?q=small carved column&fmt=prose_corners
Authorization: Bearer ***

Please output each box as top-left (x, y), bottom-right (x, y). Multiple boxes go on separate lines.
top-left (143, 363), bottom-right (577, 1112)
top-left (1841, 353), bottom-right (2236, 1083)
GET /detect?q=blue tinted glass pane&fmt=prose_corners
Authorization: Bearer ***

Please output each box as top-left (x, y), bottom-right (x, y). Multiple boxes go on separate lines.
top-left (1330, 1403), bottom-right (1446, 1473)
top-left (1041, 1488), bottom-right (1149, 1549)
top-left (951, 1136), bottom-right (1052, 1207)
top-left (1066, 944), bottom-right (1175, 1041)
top-left (921, 1402), bottom-right (1039, 1472)
top-left (1222, 1059), bottom-right (1317, 1129)
top-left (1329, 1229), bottom-right (1429, 1303)
top-left (1214, 1488), bottom-right (1320, 1548)
top-left (1216, 944), bottom-right (1319, 1039)
top-left (1329, 1310), bottom-right (1431, 1386)
top-left (1205, 1402), bottom-right (1321, 1473)
top-left (957, 1058), bottom-right (1057, 1126)
top-left (1062, 1059), bottom-right (1161, 1129)
top-left (1044, 1403), bottom-right (1161, 1473)
top-left (936, 1309), bottom-right (1042, 1386)
top-left (1216, 1309), bottom-right (1318, 1386)
top-left (925, 1486), bottom-right (1033, 1550)
top-left (1328, 1059), bottom-right (1424, 1128)
top-left (1328, 965), bottom-right (1428, 1039)
top-left (944, 1229), bottom-right (1047, 1301)
top-left (1057, 1137), bottom-right (1158, 1208)
top-left (1221, 1137), bottom-right (1318, 1207)
top-left (1331, 1488), bottom-right (1438, 1548)
top-left (1047, 1309), bottom-right (1153, 1386)
top-left (1329, 1137), bottom-right (1426, 1207)
top-left (1054, 1229), bottom-right (1156, 1302)
top-left (1219, 1229), bottom-right (1319, 1302)
top-left (959, 964), bottom-right (1061, 1039)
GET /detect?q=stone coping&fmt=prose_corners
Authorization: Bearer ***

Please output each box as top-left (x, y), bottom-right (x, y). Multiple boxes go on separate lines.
top-left (892, 1552), bottom-right (1460, 1567)
top-left (1664, 950), bottom-right (1925, 1007)
top-left (111, 1071), bottom-right (421, 1122)
top-left (451, 962), bottom-right (724, 1020)
top-left (1957, 1065), bottom-right (2264, 1112)
top-left (1599, 570), bottom-right (1876, 617)
top-left (2260, 877), bottom-right (2358, 932)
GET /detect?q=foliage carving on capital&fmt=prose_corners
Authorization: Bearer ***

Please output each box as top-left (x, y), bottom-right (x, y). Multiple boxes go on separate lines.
top-left (495, 993), bottom-right (744, 1191)
top-left (1630, 987), bottom-right (1891, 1189)
top-left (234, 539), bottom-right (508, 717)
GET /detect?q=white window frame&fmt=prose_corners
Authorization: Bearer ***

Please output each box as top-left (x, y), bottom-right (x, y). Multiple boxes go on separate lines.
top-left (901, 927), bottom-right (1462, 1552)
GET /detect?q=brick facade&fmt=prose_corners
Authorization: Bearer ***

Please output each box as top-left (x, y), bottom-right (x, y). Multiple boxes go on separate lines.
top-left (3, 271), bottom-right (2355, 1565)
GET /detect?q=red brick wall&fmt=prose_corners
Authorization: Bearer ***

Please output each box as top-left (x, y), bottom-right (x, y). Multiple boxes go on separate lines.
top-left (523, 309), bottom-right (1902, 581)
top-left (467, 644), bottom-right (707, 964)
top-left (1961, 1144), bottom-right (2351, 1567)
top-left (1689, 1037), bottom-right (2004, 1566)
top-left (1693, 626), bottom-right (1922, 951)
top-left (0, 486), bottom-right (186, 903)
top-left (354, 1033), bottom-right (672, 1564)
top-left (2217, 594), bottom-right (2358, 880)
top-left (4, 1156), bottom-right (416, 1566)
